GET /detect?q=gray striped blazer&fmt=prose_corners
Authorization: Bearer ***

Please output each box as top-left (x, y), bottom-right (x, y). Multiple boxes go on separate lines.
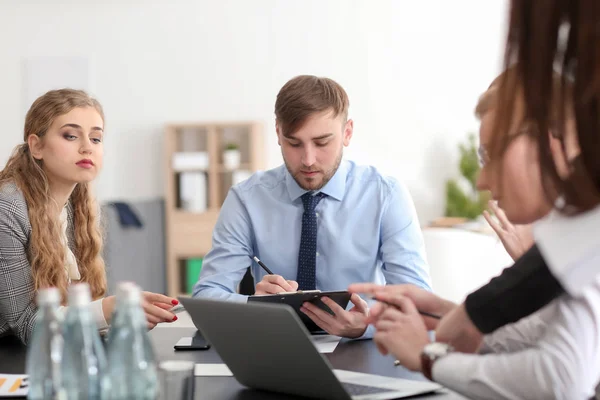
top-left (0, 182), bottom-right (76, 344)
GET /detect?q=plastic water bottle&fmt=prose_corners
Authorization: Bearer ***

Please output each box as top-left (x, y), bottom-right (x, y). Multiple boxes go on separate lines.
top-left (26, 287), bottom-right (65, 400)
top-left (61, 283), bottom-right (107, 400)
top-left (104, 282), bottom-right (158, 400)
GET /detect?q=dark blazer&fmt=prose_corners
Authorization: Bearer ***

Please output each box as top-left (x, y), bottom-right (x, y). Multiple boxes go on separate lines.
top-left (465, 244), bottom-right (565, 333)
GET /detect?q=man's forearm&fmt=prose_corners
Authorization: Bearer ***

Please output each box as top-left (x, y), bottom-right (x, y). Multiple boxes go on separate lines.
top-left (192, 283), bottom-right (249, 303)
top-left (465, 244), bottom-right (564, 334)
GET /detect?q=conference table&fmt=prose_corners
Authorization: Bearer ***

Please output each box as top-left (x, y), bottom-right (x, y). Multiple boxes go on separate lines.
top-left (0, 326), bottom-right (468, 399)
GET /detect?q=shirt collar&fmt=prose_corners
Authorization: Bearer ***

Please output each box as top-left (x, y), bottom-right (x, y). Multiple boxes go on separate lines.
top-left (285, 160), bottom-right (348, 202)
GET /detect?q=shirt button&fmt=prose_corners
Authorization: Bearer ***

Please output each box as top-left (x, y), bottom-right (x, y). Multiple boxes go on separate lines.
top-left (315, 213), bottom-right (319, 217)
top-left (316, 252), bottom-right (320, 256)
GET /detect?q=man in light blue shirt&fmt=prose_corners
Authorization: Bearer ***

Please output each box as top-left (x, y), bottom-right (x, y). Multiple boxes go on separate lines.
top-left (194, 75), bottom-right (431, 338)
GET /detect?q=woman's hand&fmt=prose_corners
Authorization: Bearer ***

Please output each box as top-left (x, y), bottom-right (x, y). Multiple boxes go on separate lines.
top-left (484, 200), bottom-right (534, 261)
top-left (102, 292), bottom-right (179, 330)
top-left (349, 283), bottom-right (456, 330)
top-left (370, 292), bottom-right (431, 372)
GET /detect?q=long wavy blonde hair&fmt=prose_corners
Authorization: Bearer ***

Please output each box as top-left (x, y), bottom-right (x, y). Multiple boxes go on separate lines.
top-left (0, 89), bottom-right (107, 302)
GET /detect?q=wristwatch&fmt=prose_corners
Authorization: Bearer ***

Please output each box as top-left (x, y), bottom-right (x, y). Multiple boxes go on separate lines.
top-left (420, 342), bottom-right (454, 381)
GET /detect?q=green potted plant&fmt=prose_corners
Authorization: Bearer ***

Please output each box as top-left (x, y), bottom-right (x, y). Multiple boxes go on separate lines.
top-left (441, 133), bottom-right (490, 225)
top-left (223, 142), bottom-right (241, 170)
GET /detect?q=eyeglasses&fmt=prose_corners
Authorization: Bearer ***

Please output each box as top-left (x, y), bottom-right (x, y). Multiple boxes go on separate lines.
top-left (478, 145), bottom-right (490, 167)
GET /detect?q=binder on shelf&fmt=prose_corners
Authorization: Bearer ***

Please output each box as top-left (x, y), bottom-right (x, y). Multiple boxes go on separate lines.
top-left (165, 122), bottom-right (263, 297)
top-left (186, 258), bottom-right (203, 294)
top-left (172, 152), bottom-right (209, 171)
top-left (179, 171), bottom-right (207, 213)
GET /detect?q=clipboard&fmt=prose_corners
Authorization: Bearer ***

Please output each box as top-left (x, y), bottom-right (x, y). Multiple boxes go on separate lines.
top-left (247, 290), bottom-right (351, 333)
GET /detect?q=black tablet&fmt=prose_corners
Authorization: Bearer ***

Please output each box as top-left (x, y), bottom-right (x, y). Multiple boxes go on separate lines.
top-left (247, 290), bottom-right (351, 333)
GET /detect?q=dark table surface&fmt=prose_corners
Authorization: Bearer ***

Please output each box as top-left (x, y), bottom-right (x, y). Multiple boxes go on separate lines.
top-left (0, 327), bottom-right (468, 399)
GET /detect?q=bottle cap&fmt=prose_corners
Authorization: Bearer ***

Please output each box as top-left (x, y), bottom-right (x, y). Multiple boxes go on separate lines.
top-left (37, 287), bottom-right (61, 305)
top-left (68, 283), bottom-right (91, 307)
top-left (116, 281), bottom-right (143, 304)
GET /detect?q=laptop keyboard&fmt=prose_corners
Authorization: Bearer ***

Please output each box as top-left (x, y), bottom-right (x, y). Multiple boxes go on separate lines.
top-left (341, 382), bottom-right (392, 396)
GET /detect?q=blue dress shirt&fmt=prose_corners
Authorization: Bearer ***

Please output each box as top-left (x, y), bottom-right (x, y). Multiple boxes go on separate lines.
top-left (193, 160), bottom-right (431, 302)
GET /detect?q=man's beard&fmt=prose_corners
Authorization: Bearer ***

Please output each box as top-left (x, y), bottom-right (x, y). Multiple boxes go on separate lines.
top-left (283, 148), bottom-right (343, 191)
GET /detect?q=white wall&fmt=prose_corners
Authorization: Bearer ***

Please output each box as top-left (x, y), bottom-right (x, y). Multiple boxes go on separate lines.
top-left (0, 0), bottom-right (508, 224)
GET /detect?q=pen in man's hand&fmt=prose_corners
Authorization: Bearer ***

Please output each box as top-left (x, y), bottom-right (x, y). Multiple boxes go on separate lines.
top-left (253, 256), bottom-right (274, 275)
top-left (367, 295), bottom-right (442, 320)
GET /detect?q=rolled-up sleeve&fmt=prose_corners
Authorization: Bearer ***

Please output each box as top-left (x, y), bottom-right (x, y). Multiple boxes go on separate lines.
top-left (465, 244), bottom-right (564, 334)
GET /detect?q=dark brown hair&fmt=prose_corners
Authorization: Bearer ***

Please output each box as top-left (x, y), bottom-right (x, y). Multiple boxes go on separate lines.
top-left (491, 0), bottom-right (600, 214)
top-left (476, 68), bottom-right (574, 134)
top-left (275, 75), bottom-right (350, 136)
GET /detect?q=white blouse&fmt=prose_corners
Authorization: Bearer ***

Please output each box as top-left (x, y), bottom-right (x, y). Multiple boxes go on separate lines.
top-left (58, 207), bottom-right (108, 330)
top-left (432, 205), bottom-right (600, 399)
top-left (534, 205), bottom-right (600, 297)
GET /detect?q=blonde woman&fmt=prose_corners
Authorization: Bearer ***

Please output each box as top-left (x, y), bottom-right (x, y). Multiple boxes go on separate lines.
top-left (0, 89), bottom-right (177, 344)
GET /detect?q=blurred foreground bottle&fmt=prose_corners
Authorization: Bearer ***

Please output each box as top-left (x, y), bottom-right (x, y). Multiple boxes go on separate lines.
top-left (104, 282), bottom-right (158, 400)
top-left (61, 283), bottom-right (106, 400)
top-left (26, 287), bottom-right (65, 400)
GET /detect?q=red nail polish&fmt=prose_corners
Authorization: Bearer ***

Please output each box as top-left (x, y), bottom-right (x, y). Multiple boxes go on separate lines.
top-left (172, 316), bottom-right (178, 321)
top-left (171, 299), bottom-right (179, 305)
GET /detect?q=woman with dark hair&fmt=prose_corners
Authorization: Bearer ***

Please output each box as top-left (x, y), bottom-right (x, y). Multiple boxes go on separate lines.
top-left (435, 0), bottom-right (600, 348)
top-left (351, 0), bottom-right (600, 398)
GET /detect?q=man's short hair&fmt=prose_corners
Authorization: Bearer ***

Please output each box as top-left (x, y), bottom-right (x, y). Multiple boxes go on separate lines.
top-left (275, 75), bottom-right (349, 137)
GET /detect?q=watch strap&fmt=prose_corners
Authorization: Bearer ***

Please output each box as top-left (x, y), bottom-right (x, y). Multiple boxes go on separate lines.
top-left (421, 351), bottom-right (435, 381)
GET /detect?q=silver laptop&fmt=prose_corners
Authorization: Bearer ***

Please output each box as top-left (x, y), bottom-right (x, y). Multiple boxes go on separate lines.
top-left (179, 297), bottom-right (441, 400)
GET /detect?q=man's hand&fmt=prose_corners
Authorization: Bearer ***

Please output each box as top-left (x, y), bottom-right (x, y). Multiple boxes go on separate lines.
top-left (300, 293), bottom-right (369, 338)
top-left (435, 303), bottom-right (483, 353)
top-left (370, 292), bottom-right (430, 372)
top-left (484, 200), bottom-right (534, 261)
top-left (349, 283), bottom-right (456, 330)
top-left (254, 275), bottom-right (299, 295)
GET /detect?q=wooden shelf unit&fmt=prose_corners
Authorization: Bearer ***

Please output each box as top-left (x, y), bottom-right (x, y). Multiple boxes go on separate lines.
top-left (164, 122), bottom-right (264, 297)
